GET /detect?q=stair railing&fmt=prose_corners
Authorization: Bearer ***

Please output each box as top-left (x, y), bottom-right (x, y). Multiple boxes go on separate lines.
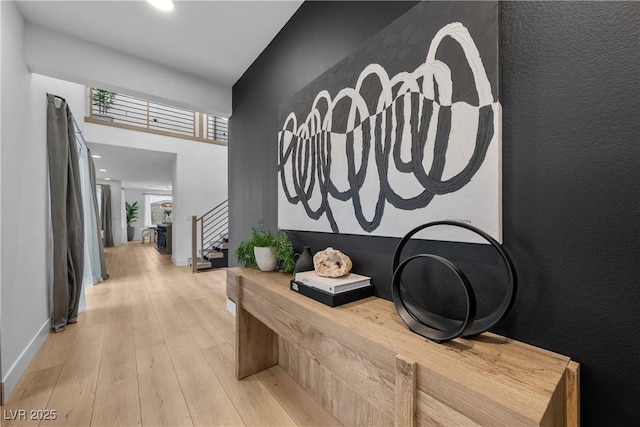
top-left (191, 199), bottom-right (228, 273)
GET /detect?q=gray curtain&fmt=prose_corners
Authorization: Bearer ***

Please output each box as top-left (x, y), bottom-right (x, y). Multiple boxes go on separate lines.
top-left (101, 184), bottom-right (114, 247)
top-left (88, 152), bottom-right (109, 279)
top-left (47, 94), bottom-right (84, 332)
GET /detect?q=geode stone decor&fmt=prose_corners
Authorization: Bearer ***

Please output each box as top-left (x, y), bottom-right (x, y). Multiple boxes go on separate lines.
top-left (313, 248), bottom-right (352, 277)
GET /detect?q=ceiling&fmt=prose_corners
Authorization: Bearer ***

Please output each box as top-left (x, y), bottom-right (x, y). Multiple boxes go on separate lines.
top-left (87, 142), bottom-right (176, 190)
top-left (17, 0), bottom-right (303, 86)
top-left (18, 0), bottom-right (303, 190)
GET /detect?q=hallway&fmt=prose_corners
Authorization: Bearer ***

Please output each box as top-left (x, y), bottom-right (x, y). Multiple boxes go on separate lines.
top-left (1, 243), bottom-right (339, 426)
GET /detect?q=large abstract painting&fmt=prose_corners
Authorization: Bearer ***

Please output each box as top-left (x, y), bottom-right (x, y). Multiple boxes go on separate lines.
top-left (278, 1), bottom-right (501, 243)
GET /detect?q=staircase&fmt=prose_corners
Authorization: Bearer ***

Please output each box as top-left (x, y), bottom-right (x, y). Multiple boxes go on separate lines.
top-left (191, 200), bottom-right (228, 272)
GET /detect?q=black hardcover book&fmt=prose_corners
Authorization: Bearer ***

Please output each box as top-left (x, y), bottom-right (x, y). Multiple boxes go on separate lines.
top-left (290, 280), bottom-right (374, 307)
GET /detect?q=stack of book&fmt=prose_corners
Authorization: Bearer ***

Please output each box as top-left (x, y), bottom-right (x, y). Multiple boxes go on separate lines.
top-left (290, 271), bottom-right (374, 307)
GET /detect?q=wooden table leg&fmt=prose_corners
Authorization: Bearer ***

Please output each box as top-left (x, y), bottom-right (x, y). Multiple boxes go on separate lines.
top-left (565, 361), bottom-right (580, 427)
top-left (395, 354), bottom-right (417, 427)
top-left (235, 276), bottom-right (278, 379)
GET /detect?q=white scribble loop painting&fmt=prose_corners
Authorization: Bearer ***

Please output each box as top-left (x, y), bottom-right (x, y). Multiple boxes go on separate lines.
top-left (278, 2), bottom-right (501, 243)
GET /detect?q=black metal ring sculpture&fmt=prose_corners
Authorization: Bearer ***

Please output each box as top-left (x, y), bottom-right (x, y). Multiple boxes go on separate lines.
top-left (393, 254), bottom-right (477, 342)
top-left (392, 221), bottom-right (517, 343)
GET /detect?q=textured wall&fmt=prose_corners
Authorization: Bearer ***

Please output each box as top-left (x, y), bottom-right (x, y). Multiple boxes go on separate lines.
top-left (229, 1), bottom-right (640, 423)
top-left (498, 3), bottom-right (640, 423)
top-left (229, 0), bottom-right (419, 249)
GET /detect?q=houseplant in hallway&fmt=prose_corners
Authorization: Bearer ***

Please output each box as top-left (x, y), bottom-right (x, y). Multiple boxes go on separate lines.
top-left (125, 201), bottom-right (139, 241)
top-left (235, 225), bottom-right (295, 273)
top-left (92, 88), bottom-right (116, 120)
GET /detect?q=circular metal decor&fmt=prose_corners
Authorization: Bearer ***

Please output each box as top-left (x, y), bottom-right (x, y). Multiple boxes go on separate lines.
top-left (392, 254), bottom-right (476, 343)
top-left (392, 221), bottom-right (517, 343)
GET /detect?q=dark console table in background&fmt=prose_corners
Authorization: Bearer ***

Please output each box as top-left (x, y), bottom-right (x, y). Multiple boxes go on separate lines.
top-left (155, 223), bottom-right (172, 254)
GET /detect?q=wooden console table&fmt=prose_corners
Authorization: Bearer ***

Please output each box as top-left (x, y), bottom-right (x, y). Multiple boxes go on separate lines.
top-left (227, 268), bottom-right (579, 426)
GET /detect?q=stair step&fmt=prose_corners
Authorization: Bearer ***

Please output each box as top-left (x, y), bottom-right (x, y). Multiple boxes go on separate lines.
top-left (204, 251), bottom-right (224, 260)
top-left (191, 257), bottom-right (212, 270)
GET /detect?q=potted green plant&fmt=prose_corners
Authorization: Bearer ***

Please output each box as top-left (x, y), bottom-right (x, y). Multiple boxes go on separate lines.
top-left (125, 201), bottom-right (139, 241)
top-left (235, 225), bottom-right (295, 273)
top-left (92, 89), bottom-right (116, 120)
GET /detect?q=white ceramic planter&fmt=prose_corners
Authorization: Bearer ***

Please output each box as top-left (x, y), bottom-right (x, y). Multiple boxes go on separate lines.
top-left (254, 246), bottom-right (277, 271)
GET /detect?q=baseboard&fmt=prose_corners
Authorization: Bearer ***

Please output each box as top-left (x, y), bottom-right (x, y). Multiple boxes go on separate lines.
top-left (1, 318), bottom-right (50, 403)
top-left (226, 298), bottom-right (236, 317)
top-left (172, 257), bottom-right (189, 267)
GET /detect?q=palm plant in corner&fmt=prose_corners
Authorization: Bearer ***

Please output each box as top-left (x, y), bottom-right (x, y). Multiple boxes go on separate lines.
top-left (235, 225), bottom-right (295, 273)
top-left (125, 201), bottom-right (139, 241)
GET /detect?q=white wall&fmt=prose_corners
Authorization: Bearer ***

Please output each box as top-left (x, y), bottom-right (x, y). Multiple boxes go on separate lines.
top-left (33, 74), bottom-right (86, 132)
top-left (24, 23), bottom-right (231, 117)
top-left (125, 189), bottom-right (145, 241)
top-left (0, 12), bottom-right (98, 397)
top-left (0, 0), bottom-right (4, 394)
top-left (84, 124), bottom-right (228, 266)
top-left (0, 1), bottom-right (50, 400)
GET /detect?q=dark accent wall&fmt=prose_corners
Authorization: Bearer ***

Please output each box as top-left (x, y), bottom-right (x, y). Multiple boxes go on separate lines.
top-left (229, 2), bottom-right (640, 424)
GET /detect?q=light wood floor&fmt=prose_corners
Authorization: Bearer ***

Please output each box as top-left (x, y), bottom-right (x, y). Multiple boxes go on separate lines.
top-left (1, 243), bottom-right (341, 427)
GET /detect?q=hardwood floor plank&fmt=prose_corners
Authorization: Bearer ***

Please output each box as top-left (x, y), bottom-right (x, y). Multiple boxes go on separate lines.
top-left (132, 327), bottom-right (165, 363)
top-left (43, 323), bottom-right (106, 426)
top-left (90, 376), bottom-right (141, 427)
top-left (98, 308), bottom-right (136, 386)
top-left (203, 342), bottom-right (297, 427)
top-left (193, 270), bottom-right (227, 297)
top-left (130, 294), bottom-right (160, 333)
top-left (192, 298), bottom-right (236, 350)
top-left (165, 333), bottom-right (246, 426)
top-left (193, 271), bottom-right (229, 304)
top-left (159, 272), bottom-right (205, 305)
top-left (24, 328), bottom-right (78, 374)
top-left (81, 290), bottom-right (112, 328)
top-left (150, 291), bottom-right (189, 339)
top-left (134, 328), bottom-right (193, 426)
top-left (175, 301), bottom-right (226, 350)
top-left (131, 278), bottom-right (160, 331)
top-left (0, 366), bottom-right (61, 427)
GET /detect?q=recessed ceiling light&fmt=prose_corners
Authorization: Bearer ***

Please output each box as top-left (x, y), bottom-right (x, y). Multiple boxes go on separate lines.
top-left (99, 169), bottom-right (107, 172)
top-left (147, 0), bottom-right (174, 12)
top-left (92, 154), bottom-right (101, 158)
top-left (104, 178), bottom-right (111, 181)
